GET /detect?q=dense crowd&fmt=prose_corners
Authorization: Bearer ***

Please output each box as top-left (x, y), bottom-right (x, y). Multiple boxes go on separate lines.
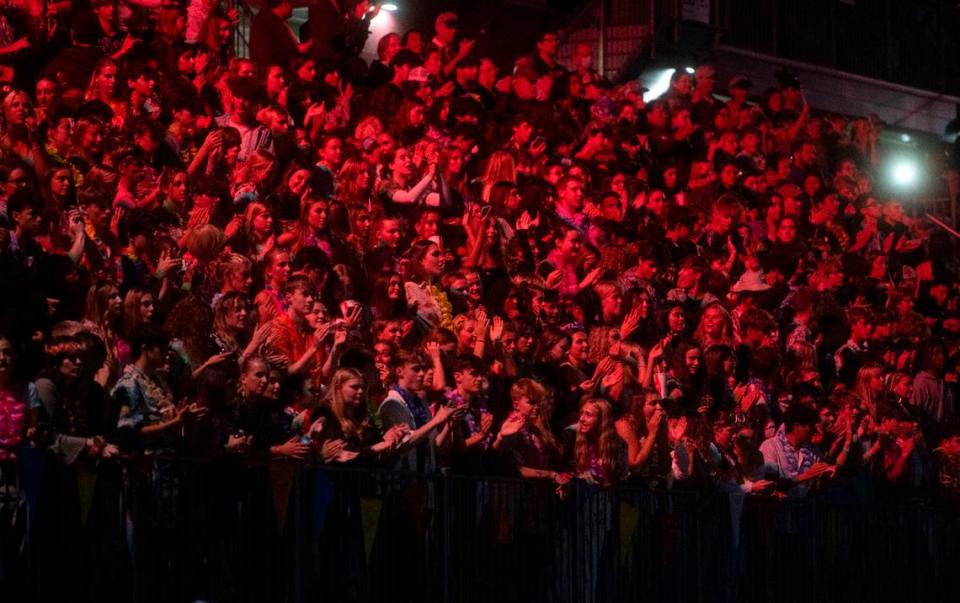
top-left (0, 0), bottom-right (958, 521)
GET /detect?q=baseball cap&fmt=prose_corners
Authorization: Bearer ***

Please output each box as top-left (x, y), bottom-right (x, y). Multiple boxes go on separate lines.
top-left (407, 67), bottom-right (430, 83)
top-left (729, 76), bottom-right (753, 91)
top-left (435, 11), bottom-right (459, 29)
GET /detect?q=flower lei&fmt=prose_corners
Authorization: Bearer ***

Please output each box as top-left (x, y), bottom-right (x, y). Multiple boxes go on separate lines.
top-left (427, 283), bottom-right (454, 329)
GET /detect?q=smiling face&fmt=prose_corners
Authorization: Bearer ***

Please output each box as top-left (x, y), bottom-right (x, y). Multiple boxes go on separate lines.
top-left (579, 403), bottom-right (600, 435)
top-left (569, 331), bottom-right (589, 362)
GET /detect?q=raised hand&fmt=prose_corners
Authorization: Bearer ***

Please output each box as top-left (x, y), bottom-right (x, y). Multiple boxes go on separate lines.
top-left (498, 413), bottom-right (524, 437)
top-left (489, 316), bottom-right (504, 342)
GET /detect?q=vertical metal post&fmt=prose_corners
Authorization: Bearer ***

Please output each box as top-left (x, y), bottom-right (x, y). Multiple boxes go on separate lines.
top-left (885, 0), bottom-right (893, 80)
top-left (650, 0), bottom-right (657, 58)
top-left (771, 0), bottom-right (778, 56)
top-left (598, 0), bottom-right (606, 79)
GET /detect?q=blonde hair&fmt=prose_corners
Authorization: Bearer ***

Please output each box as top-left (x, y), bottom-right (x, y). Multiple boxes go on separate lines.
top-left (324, 368), bottom-right (370, 440)
top-left (575, 398), bottom-right (620, 486)
top-left (185, 224), bottom-right (227, 262)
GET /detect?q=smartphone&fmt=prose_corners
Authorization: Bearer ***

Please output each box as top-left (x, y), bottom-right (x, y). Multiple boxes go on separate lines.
top-left (532, 136), bottom-right (546, 148)
top-left (479, 205), bottom-right (492, 219)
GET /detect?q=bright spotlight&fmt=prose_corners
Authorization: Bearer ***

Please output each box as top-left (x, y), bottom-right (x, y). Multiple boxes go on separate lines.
top-left (643, 68), bottom-right (675, 103)
top-left (684, 67), bottom-right (695, 74)
top-left (380, 2), bottom-right (398, 11)
top-left (900, 133), bottom-right (911, 143)
top-left (891, 159), bottom-right (918, 187)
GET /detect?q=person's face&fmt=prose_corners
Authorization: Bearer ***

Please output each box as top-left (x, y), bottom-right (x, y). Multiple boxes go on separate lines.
top-left (668, 307), bottom-right (685, 332)
top-left (287, 287), bottom-right (315, 316)
top-left (49, 118), bottom-right (72, 148)
top-left (83, 202), bottom-right (110, 229)
top-left (129, 74), bottom-right (156, 97)
top-left (165, 171), bottom-right (188, 204)
top-left (456, 366), bottom-right (482, 396)
top-left (266, 67), bottom-right (286, 96)
top-left (720, 164), bottom-right (737, 188)
top-left (702, 307), bottom-right (725, 335)
top-left (81, 124), bottom-right (104, 152)
top-left (269, 253), bottom-right (291, 284)
top-left (715, 425), bottom-right (734, 448)
top-left (379, 321), bottom-right (403, 346)
top-left (774, 218), bottom-right (796, 243)
top-left (513, 121), bottom-right (533, 144)
top-left (373, 343), bottom-right (393, 369)
top-left (379, 219), bottom-right (401, 248)
top-left (870, 255), bottom-right (887, 279)
top-left (252, 208), bottom-right (273, 236)
top-left (0, 338), bottom-right (12, 380)
top-left (560, 180), bottom-right (584, 211)
top-left (513, 393), bottom-right (537, 419)
top-left (601, 196), bottom-right (622, 221)
top-left (321, 138), bottom-right (342, 167)
top-left (242, 360), bottom-right (269, 396)
top-left (307, 201), bottom-right (328, 230)
top-left (852, 319), bottom-right (872, 342)
top-left (11, 204), bottom-right (38, 234)
top-left (792, 422), bottom-right (813, 444)
top-left (416, 212), bottom-right (440, 240)
top-left (602, 289), bottom-right (624, 319)
top-left (226, 265), bottom-right (253, 294)
top-left (578, 403), bottom-right (600, 435)
top-left (893, 376), bottom-right (913, 399)
top-left (225, 300), bottom-right (249, 330)
top-left (677, 266), bottom-right (698, 290)
top-left (457, 320), bottom-right (477, 352)
top-left (537, 33), bottom-right (558, 57)
top-left (478, 59), bottom-right (497, 87)
top-left (570, 331), bottom-right (589, 361)
top-left (710, 209), bottom-right (733, 234)
top-left (436, 19), bottom-right (458, 44)
top-left (464, 273), bottom-right (483, 302)
top-left (337, 376), bottom-right (363, 407)
top-left (719, 132), bottom-right (738, 156)
top-left (96, 65), bottom-right (118, 95)
top-left (558, 230), bottom-right (582, 259)
top-left (397, 361), bottom-right (425, 390)
top-left (94, 2), bottom-right (115, 23)
top-left (647, 104), bottom-right (668, 128)
top-left (685, 348), bottom-right (701, 374)
top-left (139, 294), bottom-right (155, 321)
top-left (672, 74), bottom-right (692, 95)
top-left (35, 80), bottom-right (56, 108)
top-left (58, 351), bottom-right (84, 379)
top-left (4, 168), bottom-right (29, 196)
top-left (391, 148), bottom-right (412, 177)
top-left (421, 244), bottom-right (445, 276)
top-left (405, 31), bottom-right (424, 53)
top-left (549, 338), bottom-right (570, 361)
top-left (296, 60), bottom-right (316, 82)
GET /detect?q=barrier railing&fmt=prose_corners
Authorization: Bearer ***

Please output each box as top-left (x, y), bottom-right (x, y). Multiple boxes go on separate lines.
top-left (713, 0), bottom-right (960, 97)
top-left (1, 448), bottom-right (959, 603)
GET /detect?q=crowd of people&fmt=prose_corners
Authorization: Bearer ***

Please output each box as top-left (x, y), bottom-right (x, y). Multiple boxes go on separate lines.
top-left (0, 0), bottom-right (958, 525)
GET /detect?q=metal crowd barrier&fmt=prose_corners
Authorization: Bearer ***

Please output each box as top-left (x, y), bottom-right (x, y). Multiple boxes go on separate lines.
top-left (0, 449), bottom-right (958, 603)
